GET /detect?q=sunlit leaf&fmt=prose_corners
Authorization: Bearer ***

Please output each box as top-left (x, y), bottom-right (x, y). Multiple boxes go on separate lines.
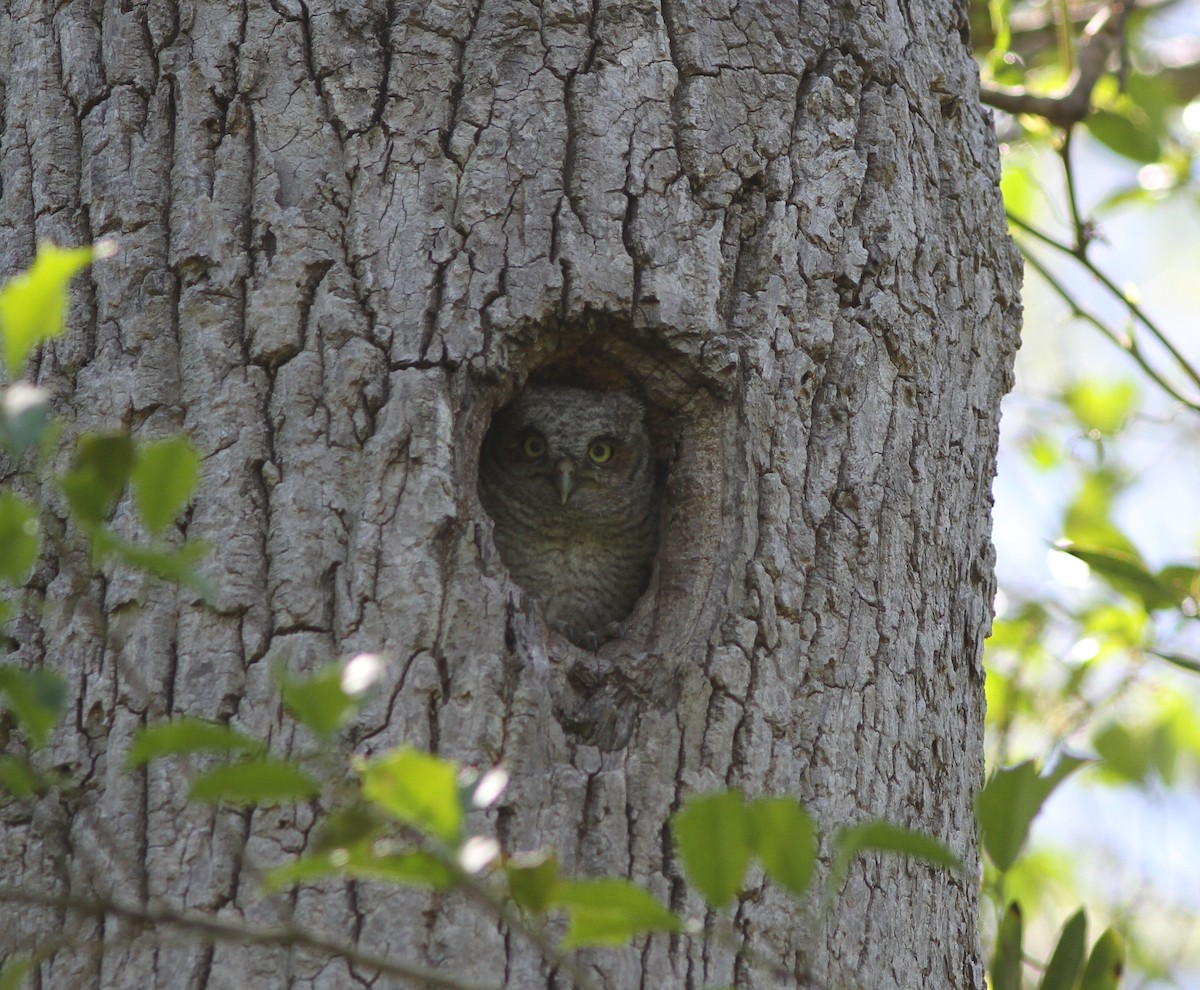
top-left (976, 756), bottom-right (1087, 872)
top-left (266, 845), bottom-right (454, 893)
top-left (0, 242), bottom-right (107, 378)
top-left (672, 790), bottom-right (752, 908)
top-left (127, 717), bottom-right (265, 768)
top-left (551, 879), bottom-right (681, 947)
top-left (1063, 379), bottom-right (1137, 435)
top-left (190, 759), bottom-right (320, 805)
top-left (361, 745), bottom-right (463, 842)
top-left (131, 437), bottom-right (200, 534)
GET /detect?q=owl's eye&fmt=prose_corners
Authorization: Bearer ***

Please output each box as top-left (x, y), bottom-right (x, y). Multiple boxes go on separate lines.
top-left (521, 433), bottom-right (547, 458)
top-left (587, 440), bottom-right (614, 464)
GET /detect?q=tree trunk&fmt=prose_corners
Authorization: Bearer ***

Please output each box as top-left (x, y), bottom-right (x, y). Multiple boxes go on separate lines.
top-left (1, 0), bottom-right (1020, 988)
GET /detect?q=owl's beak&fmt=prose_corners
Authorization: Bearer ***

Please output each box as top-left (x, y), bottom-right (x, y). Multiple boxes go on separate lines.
top-left (555, 457), bottom-right (575, 504)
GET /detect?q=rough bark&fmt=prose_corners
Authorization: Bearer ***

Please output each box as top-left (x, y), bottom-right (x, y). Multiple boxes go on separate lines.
top-left (0, 0), bottom-right (1020, 988)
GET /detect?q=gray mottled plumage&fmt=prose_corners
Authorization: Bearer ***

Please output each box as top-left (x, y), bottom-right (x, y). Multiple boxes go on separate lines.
top-left (479, 386), bottom-right (658, 647)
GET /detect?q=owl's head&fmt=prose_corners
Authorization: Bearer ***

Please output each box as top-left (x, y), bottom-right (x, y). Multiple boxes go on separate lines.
top-left (481, 386), bottom-right (653, 516)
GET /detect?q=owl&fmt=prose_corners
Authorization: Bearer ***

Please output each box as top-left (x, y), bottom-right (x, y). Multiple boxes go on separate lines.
top-left (478, 385), bottom-right (659, 647)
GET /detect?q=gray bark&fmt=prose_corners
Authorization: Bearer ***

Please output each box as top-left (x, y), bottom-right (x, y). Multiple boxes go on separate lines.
top-left (0, 0), bottom-right (1020, 988)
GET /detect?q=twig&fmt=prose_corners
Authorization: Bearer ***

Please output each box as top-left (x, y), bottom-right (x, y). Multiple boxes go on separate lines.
top-left (1016, 246), bottom-right (1200, 412)
top-left (0, 887), bottom-right (502, 990)
top-left (980, 4), bottom-right (1125, 128)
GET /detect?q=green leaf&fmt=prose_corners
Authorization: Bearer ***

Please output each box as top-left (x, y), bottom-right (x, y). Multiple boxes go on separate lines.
top-left (0, 383), bottom-right (52, 457)
top-left (59, 432), bottom-right (135, 525)
top-left (831, 820), bottom-right (961, 889)
top-left (189, 759), bottom-right (320, 805)
top-left (672, 790), bottom-right (753, 908)
top-left (266, 845), bottom-right (455, 893)
top-left (1080, 928), bottom-right (1124, 990)
top-left (89, 529), bottom-right (213, 597)
top-left (278, 663), bottom-right (356, 738)
top-left (0, 665), bottom-right (67, 748)
top-left (1056, 543), bottom-right (1179, 611)
top-left (976, 756), bottom-right (1087, 872)
top-left (0, 492), bottom-right (39, 583)
top-left (360, 745), bottom-right (463, 842)
top-left (1085, 108), bottom-right (1162, 164)
top-left (991, 902), bottom-right (1023, 990)
top-left (312, 802), bottom-right (385, 853)
top-left (0, 241), bottom-right (106, 378)
top-left (0, 957), bottom-right (31, 990)
top-left (131, 437), bottom-right (200, 534)
top-left (506, 849), bottom-right (561, 913)
top-left (747, 796), bottom-right (817, 896)
top-left (126, 717), bottom-right (265, 768)
top-left (0, 754), bottom-right (41, 797)
top-left (1063, 379), bottom-right (1137, 436)
top-left (1040, 908), bottom-right (1087, 990)
top-left (1092, 722), bottom-right (1151, 785)
top-left (551, 879), bottom-right (681, 948)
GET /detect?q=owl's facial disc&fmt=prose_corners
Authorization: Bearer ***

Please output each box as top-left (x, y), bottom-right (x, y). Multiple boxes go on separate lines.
top-left (555, 457), bottom-right (575, 504)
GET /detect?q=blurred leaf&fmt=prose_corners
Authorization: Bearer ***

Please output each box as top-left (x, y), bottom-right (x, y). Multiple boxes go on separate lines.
top-left (0, 958), bottom-right (31, 990)
top-left (131, 437), bottom-right (200, 534)
top-left (551, 879), bottom-right (681, 948)
top-left (506, 849), bottom-right (560, 913)
top-left (831, 820), bottom-right (961, 889)
top-left (1080, 928), bottom-right (1124, 990)
top-left (0, 665), bottom-right (67, 748)
top-left (278, 663), bottom-right (356, 738)
top-left (266, 845), bottom-right (455, 893)
top-left (1040, 908), bottom-right (1087, 990)
top-left (127, 717), bottom-right (264, 768)
top-left (672, 790), bottom-right (752, 908)
top-left (190, 759), bottom-right (320, 805)
top-left (1063, 469), bottom-right (1136, 556)
top-left (1147, 649), bottom-right (1200, 675)
top-left (0, 754), bottom-right (41, 797)
top-left (361, 745), bottom-right (463, 842)
top-left (0, 383), bottom-right (51, 457)
top-left (312, 802), bottom-right (385, 853)
top-left (748, 796), bottom-right (817, 897)
top-left (89, 529), bottom-right (213, 597)
top-left (991, 902), bottom-right (1023, 990)
top-left (0, 242), bottom-right (102, 378)
top-left (1084, 108), bottom-right (1162, 164)
top-left (977, 756), bottom-right (1087, 872)
top-left (1063, 379), bottom-right (1137, 435)
top-left (1056, 543), bottom-right (1179, 611)
top-left (0, 492), bottom-right (39, 583)
top-left (1092, 722), bottom-right (1151, 785)
top-left (59, 432), bottom-right (135, 525)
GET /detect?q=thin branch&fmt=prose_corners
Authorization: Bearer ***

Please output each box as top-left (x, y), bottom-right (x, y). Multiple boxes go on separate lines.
top-left (1008, 211), bottom-right (1200, 394)
top-left (0, 887), bottom-right (502, 990)
top-left (980, 4), bottom-right (1125, 128)
top-left (1018, 246), bottom-right (1200, 412)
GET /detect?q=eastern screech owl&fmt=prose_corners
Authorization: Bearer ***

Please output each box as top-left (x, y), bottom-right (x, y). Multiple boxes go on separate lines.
top-left (479, 385), bottom-right (658, 647)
